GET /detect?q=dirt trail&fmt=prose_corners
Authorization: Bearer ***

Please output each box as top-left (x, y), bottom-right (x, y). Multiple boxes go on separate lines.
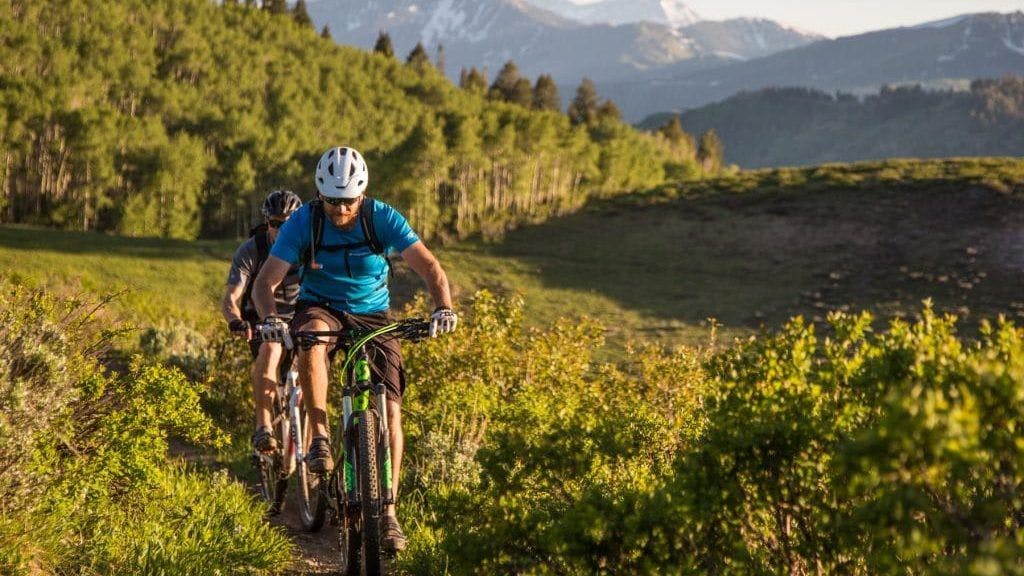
top-left (170, 440), bottom-right (343, 575)
top-left (272, 497), bottom-right (343, 576)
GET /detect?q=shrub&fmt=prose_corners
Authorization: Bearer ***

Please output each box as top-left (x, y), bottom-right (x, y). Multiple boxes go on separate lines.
top-left (0, 278), bottom-right (290, 574)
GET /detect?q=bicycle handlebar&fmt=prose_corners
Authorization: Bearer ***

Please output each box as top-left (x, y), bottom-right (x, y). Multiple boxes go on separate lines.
top-left (290, 318), bottom-right (431, 350)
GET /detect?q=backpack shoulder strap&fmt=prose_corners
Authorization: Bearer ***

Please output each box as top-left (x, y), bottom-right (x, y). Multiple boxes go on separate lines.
top-left (359, 197), bottom-right (384, 255)
top-left (241, 230), bottom-right (271, 322)
top-left (359, 197), bottom-right (395, 281)
top-left (300, 200), bottom-right (325, 281)
top-left (254, 229), bottom-right (270, 269)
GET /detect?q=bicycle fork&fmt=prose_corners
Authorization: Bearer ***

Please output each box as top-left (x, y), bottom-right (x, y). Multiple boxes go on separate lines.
top-left (284, 369), bottom-right (302, 476)
top-left (340, 354), bottom-right (395, 508)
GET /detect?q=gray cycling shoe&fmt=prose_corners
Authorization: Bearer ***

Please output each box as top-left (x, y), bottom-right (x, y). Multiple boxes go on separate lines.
top-left (306, 436), bottom-right (334, 474)
top-left (383, 515), bottom-right (408, 552)
top-left (252, 426), bottom-right (277, 453)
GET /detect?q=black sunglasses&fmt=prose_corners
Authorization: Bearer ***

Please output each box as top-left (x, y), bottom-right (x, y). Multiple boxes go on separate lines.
top-left (321, 195), bottom-right (361, 207)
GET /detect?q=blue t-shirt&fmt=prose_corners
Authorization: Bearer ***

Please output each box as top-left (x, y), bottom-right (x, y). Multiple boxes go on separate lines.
top-left (270, 199), bottom-right (420, 313)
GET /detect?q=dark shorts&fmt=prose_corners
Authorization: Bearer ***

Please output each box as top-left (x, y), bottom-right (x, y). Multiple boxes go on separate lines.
top-left (292, 302), bottom-right (406, 404)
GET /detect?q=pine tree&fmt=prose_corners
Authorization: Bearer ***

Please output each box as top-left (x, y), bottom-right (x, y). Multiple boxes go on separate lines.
top-left (697, 129), bottom-right (724, 174)
top-left (460, 67), bottom-right (487, 94)
top-left (435, 43), bottom-right (446, 76)
top-left (262, 0), bottom-right (287, 15)
top-left (406, 42), bottom-right (430, 69)
top-left (373, 31), bottom-right (395, 58)
top-left (658, 116), bottom-right (685, 143)
top-left (568, 77), bottom-right (598, 126)
top-left (596, 99), bottom-right (621, 123)
top-left (488, 61), bottom-right (523, 104)
top-left (292, 0), bottom-right (313, 28)
top-left (511, 78), bottom-right (533, 108)
top-left (532, 74), bottom-right (560, 111)
top-left (657, 115), bottom-right (695, 161)
top-left (320, 24), bottom-right (332, 40)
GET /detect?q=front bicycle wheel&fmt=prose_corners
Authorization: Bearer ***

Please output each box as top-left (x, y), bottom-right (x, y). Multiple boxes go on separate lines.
top-left (256, 403), bottom-right (288, 514)
top-left (357, 409), bottom-right (383, 576)
top-left (255, 450), bottom-right (287, 515)
top-left (295, 406), bottom-right (327, 531)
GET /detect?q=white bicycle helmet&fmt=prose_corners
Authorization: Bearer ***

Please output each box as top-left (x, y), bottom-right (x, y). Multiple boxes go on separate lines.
top-left (315, 146), bottom-right (368, 199)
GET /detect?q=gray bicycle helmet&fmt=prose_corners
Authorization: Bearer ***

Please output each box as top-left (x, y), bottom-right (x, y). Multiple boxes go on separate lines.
top-left (261, 190), bottom-right (302, 219)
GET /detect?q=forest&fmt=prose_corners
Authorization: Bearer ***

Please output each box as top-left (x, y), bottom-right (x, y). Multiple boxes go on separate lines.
top-left (0, 0), bottom-right (710, 241)
top-left (642, 78), bottom-right (1024, 168)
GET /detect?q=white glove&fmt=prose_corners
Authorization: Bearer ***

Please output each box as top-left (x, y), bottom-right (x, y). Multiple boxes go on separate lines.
top-left (429, 307), bottom-right (458, 337)
top-left (257, 316), bottom-right (293, 349)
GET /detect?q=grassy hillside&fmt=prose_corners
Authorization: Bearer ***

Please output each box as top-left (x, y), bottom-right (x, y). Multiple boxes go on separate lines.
top-left (4, 158), bottom-right (1024, 573)
top-left (639, 78), bottom-right (1024, 168)
top-left (4, 158), bottom-right (1023, 353)
top-left (0, 0), bottom-right (694, 241)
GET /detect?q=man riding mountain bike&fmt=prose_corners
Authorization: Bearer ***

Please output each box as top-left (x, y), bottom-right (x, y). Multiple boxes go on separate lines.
top-left (252, 146), bottom-right (457, 552)
top-left (220, 190), bottom-right (303, 453)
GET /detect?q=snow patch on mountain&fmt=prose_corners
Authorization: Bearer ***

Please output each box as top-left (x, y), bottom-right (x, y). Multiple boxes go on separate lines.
top-left (911, 14), bottom-right (972, 30)
top-left (421, 0), bottom-right (464, 46)
top-left (523, 0), bottom-right (700, 28)
top-left (1004, 34), bottom-right (1024, 55)
top-left (660, 0), bottom-right (700, 28)
top-left (937, 16), bottom-right (973, 62)
top-left (1003, 15), bottom-right (1024, 55)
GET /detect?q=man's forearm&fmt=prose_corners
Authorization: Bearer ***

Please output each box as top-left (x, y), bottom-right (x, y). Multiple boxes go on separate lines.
top-left (252, 256), bottom-right (292, 320)
top-left (424, 261), bottom-right (452, 309)
top-left (253, 277), bottom-right (279, 319)
top-left (221, 289), bottom-right (243, 323)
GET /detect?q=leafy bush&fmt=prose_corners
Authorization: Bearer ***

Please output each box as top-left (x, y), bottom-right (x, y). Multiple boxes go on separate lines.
top-left (0, 278), bottom-right (290, 574)
top-left (395, 293), bottom-right (1024, 575)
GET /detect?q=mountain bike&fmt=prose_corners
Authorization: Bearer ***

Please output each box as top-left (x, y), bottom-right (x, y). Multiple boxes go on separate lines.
top-left (251, 338), bottom-right (324, 528)
top-left (293, 318), bottom-right (430, 576)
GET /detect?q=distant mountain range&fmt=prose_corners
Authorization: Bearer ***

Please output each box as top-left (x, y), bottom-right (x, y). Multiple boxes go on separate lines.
top-left (305, 2), bottom-right (1024, 124)
top-left (305, 0), bottom-right (820, 88)
top-left (613, 11), bottom-right (1024, 120)
top-left (638, 78), bottom-right (1024, 168)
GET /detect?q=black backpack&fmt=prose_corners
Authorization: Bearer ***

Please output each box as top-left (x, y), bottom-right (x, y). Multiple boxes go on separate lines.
top-left (300, 197), bottom-right (390, 281)
top-left (241, 223), bottom-right (272, 323)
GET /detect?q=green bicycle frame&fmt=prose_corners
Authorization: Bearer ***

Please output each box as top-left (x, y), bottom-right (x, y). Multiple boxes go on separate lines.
top-left (338, 324), bottom-right (398, 504)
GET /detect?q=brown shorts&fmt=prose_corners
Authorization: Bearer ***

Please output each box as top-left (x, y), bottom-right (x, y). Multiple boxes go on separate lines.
top-left (292, 302), bottom-right (406, 404)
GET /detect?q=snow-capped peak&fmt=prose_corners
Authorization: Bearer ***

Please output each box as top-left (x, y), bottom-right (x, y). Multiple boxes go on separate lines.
top-left (523, 0), bottom-right (701, 29)
top-left (660, 0), bottom-right (700, 28)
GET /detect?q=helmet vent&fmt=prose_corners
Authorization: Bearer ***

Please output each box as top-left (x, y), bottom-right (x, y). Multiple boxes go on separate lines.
top-left (327, 163), bottom-right (335, 176)
top-left (349, 163), bottom-right (356, 177)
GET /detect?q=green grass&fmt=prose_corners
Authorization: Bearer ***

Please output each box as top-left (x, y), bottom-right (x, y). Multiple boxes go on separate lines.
top-left (3, 158), bottom-right (1023, 355)
top-left (0, 225), bottom-right (236, 328)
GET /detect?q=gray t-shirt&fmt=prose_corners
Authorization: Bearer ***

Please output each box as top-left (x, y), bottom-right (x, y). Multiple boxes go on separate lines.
top-left (227, 235), bottom-right (301, 320)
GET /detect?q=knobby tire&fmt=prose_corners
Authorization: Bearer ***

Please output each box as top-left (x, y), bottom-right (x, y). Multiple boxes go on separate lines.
top-left (258, 402), bottom-right (288, 515)
top-left (296, 407), bottom-right (326, 531)
top-left (358, 409), bottom-right (383, 576)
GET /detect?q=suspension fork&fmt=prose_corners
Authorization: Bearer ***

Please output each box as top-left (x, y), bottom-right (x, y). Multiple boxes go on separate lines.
top-left (353, 347), bottom-right (394, 507)
top-left (285, 368), bottom-right (302, 474)
top-left (372, 367), bottom-right (394, 507)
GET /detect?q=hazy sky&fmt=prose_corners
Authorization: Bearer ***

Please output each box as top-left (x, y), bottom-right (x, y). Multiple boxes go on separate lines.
top-left (570, 0), bottom-right (1023, 37)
